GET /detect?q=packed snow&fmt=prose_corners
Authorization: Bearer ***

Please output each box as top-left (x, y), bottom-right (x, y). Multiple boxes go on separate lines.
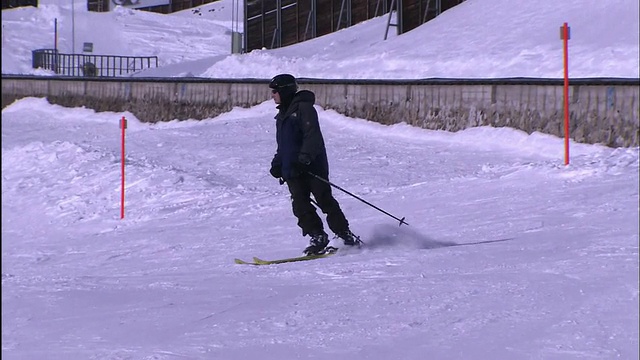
top-left (2, 0), bottom-right (639, 359)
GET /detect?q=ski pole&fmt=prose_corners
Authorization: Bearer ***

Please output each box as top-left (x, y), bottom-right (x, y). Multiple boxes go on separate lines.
top-left (307, 172), bottom-right (409, 226)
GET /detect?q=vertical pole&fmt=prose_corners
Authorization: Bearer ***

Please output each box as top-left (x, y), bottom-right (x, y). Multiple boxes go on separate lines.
top-left (277, 0), bottom-right (282, 47)
top-left (54, 18), bottom-right (59, 74)
top-left (71, 0), bottom-right (75, 54)
top-left (384, 0), bottom-right (395, 40)
top-left (120, 116), bottom-right (127, 219)
top-left (231, 0), bottom-right (235, 53)
top-left (311, 0), bottom-right (316, 38)
top-left (562, 22), bottom-right (570, 165)
top-left (243, 0), bottom-right (249, 51)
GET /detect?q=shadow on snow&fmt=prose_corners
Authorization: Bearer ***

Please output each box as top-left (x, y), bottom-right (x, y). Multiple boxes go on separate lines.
top-left (365, 224), bottom-right (515, 250)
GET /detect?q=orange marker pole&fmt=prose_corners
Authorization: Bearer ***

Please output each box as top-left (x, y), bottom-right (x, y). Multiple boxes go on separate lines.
top-left (120, 116), bottom-right (127, 219)
top-left (561, 22), bottom-right (571, 165)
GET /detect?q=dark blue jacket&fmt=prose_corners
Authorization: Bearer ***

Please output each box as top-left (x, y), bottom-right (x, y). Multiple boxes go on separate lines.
top-left (271, 90), bottom-right (329, 180)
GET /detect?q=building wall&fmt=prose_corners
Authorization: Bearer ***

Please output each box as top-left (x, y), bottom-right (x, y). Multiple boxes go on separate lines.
top-left (399, 0), bottom-right (463, 33)
top-left (2, 76), bottom-right (638, 147)
top-left (244, 0), bottom-right (463, 52)
top-left (1, 0), bottom-right (37, 9)
top-left (85, 0), bottom-right (219, 13)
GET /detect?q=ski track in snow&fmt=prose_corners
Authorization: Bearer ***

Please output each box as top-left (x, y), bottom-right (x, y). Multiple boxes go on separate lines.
top-left (2, 99), bottom-right (639, 359)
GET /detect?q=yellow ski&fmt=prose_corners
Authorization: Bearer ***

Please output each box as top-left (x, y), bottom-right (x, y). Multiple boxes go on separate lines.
top-left (234, 247), bottom-right (338, 265)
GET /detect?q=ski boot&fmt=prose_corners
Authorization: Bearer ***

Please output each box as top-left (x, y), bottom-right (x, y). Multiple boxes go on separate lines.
top-left (303, 232), bottom-right (330, 256)
top-left (337, 230), bottom-right (363, 247)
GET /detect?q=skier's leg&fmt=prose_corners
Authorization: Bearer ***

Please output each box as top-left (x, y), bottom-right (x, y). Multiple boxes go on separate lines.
top-left (309, 176), bottom-right (349, 234)
top-left (287, 177), bottom-right (324, 236)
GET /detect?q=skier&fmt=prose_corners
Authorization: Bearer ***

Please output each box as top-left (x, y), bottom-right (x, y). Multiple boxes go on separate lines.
top-left (268, 74), bottom-right (362, 255)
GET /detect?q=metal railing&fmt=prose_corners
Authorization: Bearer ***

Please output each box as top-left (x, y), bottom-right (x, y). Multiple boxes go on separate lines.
top-left (32, 49), bottom-right (159, 77)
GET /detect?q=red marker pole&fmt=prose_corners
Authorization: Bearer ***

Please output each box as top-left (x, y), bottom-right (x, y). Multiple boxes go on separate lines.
top-left (120, 116), bottom-right (127, 219)
top-left (561, 22), bottom-right (571, 165)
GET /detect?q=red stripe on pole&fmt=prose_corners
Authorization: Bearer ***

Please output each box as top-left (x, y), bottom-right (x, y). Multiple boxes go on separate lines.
top-left (120, 116), bottom-right (126, 219)
top-left (562, 22), bottom-right (570, 165)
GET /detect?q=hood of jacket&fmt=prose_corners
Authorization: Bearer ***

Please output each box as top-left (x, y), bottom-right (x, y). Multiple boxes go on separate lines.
top-left (276, 90), bottom-right (316, 118)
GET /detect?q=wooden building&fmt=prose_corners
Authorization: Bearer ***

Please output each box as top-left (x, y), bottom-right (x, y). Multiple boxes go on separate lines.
top-left (244, 0), bottom-right (465, 52)
top-left (84, 0), bottom-right (219, 13)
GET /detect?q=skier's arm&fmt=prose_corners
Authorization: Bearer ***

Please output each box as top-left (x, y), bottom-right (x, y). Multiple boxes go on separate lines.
top-left (270, 123), bottom-right (282, 177)
top-left (272, 150), bottom-right (282, 166)
top-left (298, 105), bottom-right (323, 163)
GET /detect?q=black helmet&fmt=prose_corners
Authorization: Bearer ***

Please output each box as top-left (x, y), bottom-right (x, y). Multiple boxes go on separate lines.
top-left (269, 74), bottom-right (298, 92)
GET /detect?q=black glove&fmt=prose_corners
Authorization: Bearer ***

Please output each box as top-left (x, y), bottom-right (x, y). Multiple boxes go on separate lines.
top-left (269, 165), bottom-right (282, 179)
top-left (292, 153), bottom-right (312, 175)
top-left (298, 153), bottom-right (311, 167)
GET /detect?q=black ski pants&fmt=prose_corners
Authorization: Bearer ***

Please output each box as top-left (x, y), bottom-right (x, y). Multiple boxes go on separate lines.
top-left (286, 174), bottom-right (349, 237)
